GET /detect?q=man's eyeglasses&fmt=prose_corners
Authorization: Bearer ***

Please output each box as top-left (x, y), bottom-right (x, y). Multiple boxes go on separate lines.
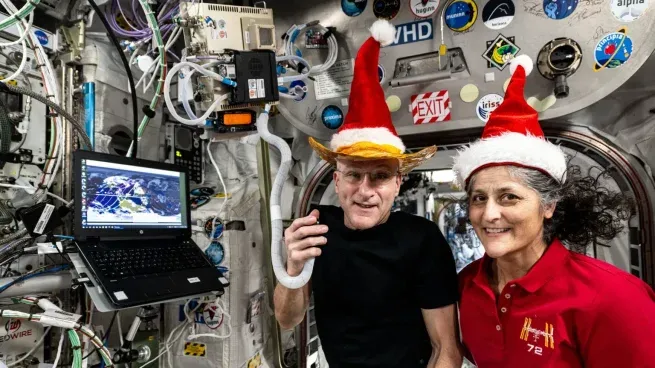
top-left (335, 169), bottom-right (399, 186)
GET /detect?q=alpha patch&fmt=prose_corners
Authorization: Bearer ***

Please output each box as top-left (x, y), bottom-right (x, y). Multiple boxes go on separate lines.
top-left (483, 35), bottom-right (520, 70)
top-left (611, 0), bottom-right (648, 22)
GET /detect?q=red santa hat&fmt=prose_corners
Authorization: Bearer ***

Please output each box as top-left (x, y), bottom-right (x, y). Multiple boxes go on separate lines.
top-left (452, 54), bottom-right (567, 187)
top-left (309, 20), bottom-right (436, 173)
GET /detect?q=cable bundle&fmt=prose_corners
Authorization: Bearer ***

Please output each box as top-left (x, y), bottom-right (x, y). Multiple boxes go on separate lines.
top-left (282, 21), bottom-right (338, 76)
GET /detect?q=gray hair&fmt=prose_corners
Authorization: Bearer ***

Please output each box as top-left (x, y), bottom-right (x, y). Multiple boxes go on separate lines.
top-left (507, 167), bottom-right (562, 244)
top-left (464, 165), bottom-right (634, 251)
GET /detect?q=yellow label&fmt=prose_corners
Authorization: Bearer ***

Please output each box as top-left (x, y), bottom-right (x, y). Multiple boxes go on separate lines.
top-left (183, 342), bottom-right (206, 357)
top-left (0, 73), bottom-right (17, 85)
top-left (247, 353), bottom-right (261, 368)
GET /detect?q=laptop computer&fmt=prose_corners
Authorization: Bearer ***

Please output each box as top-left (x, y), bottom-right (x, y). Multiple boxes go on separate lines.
top-left (73, 150), bottom-right (226, 308)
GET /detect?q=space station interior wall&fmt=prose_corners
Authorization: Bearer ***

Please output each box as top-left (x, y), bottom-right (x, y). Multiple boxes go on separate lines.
top-left (563, 52), bottom-right (655, 178)
top-left (162, 137), bottom-right (282, 368)
top-left (88, 38), bottom-right (164, 161)
top-left (270, 115), bottom-right (325, 195)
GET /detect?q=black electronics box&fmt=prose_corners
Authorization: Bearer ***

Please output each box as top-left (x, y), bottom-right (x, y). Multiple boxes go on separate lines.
top-left (231, 50), bottom-right (279, 105)
top-left (18, 202), bottom-right (63, 237)
top-left (168, 123), bottom-right (204, 184)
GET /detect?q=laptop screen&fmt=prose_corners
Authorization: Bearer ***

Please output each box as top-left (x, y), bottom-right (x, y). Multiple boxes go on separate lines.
top-left (79, 158), bottom-right (188, 231)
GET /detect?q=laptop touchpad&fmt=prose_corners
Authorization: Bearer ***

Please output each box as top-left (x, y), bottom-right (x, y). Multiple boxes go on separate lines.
top-left (144, 276), bottom-right (174, 289)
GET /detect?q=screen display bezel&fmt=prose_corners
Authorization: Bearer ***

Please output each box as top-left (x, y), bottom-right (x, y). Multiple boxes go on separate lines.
top-left (73, 150), bottom-right (191, 240)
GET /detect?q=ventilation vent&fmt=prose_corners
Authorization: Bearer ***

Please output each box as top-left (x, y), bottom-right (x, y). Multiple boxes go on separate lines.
top-left (207, 4), bottom-right (270, 15)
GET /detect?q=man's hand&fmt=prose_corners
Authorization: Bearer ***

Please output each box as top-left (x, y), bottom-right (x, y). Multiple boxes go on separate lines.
top-left (284, 209), bottom-right (329, 276)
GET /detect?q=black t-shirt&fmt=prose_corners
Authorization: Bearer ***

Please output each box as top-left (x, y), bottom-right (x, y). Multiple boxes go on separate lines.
top-left (311, 205), bottom-right (459, 368)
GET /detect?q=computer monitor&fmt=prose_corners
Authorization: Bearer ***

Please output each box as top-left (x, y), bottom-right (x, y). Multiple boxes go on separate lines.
top-left (73, 151), bottom-right (190, 240)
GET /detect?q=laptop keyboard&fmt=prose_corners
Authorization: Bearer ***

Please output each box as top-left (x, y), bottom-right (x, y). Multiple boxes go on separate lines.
top-left (88, 241), bottom-right (210, 280)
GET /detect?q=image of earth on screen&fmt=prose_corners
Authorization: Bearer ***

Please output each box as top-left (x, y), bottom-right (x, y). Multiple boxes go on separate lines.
top-left (82, 160), bottom-right (186, 229)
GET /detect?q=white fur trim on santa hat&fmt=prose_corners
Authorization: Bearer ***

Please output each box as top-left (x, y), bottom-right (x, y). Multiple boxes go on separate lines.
top-left (509, 54), bottom-right (533, 76)
top-left (330, 127), bottom-right (406, 152)
top-left (370, 20), bottom-right (396, 47)
top-left (452, 132), bottom-right (567, 187)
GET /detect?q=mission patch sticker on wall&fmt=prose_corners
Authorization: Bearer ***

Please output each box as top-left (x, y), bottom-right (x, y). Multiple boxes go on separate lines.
top-left (341, 0), bottom-right (368, 16)
top-left (203, 303), bottom-right (224, 329)
top-left (410, 0), bottom-right (440, 17)
top-left (611, 0), bottom-right (648, 22)
top-left (411, 91), bottom-right (452, 124)
top-left (373, 0), bottom-right (401, 20)
top-left (543, 0), bottom-right (579, 20)
top-left (482, 0), bottom-right (515, 29)
top-left (445, 0), bottom-right (478, 32)
top-left (322, 105), bottom-right (344, 129)
top-left (476, 94), bottom-right (504, 122)
top-left (483, 35), bottom-right (520, 70)
top-left (593, 27), bottom-right (633, 71)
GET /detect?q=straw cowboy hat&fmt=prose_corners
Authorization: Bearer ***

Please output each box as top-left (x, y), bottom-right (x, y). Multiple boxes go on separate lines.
top-left (308, 20), bottom-right (437, 174)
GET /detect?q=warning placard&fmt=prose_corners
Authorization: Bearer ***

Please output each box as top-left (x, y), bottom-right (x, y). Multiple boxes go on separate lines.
top-left (184, 342), bottom-right (207, 357)
top-left (314, 59), bottom-right (355, 100)
top-left (411, 91), bottom-right (451, 124)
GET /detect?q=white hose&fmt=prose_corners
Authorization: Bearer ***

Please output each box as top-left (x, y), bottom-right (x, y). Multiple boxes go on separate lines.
top-left (179, 62), bottom-right (220, 120)
top-left (0, 10), bottom-right (31, 47)
top-left (163, 61), bottom-right (234, 125)
top-left (1, 21), bottom-right (27, 82)
top-left (276, 55), bottom-right (312, 83)
top-left (257, 105), bottom-right (313, 289)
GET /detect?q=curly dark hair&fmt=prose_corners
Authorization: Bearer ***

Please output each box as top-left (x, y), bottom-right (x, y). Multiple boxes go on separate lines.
top-left (464, 165), bottom-right (635, 253)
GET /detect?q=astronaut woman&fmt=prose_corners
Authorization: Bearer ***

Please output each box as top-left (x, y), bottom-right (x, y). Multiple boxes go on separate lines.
top-left (452, 55), bottom-right (655, 368)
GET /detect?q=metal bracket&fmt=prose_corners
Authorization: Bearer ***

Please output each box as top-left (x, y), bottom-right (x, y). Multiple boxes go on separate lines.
top-left (390, 48), bottom-right (470, 87)
top-left (60, 21), bottom-right (86, 62)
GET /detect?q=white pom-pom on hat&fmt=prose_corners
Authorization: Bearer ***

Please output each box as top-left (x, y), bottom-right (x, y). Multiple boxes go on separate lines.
top-left (370, 19), bottom-right (396, 47)
top-left (509, 54), bottom-right (533, 76)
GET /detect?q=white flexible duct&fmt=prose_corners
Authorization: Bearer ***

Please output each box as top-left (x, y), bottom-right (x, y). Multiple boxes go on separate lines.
top-left (257, 105), bottom-right (312, 289)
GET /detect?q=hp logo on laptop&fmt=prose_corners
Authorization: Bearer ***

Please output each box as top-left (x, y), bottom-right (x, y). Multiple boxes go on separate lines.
top-left (139, 230), bottom-right (144, 234)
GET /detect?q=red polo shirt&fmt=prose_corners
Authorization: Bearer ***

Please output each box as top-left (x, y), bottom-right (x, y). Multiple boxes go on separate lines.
top-left (459, 239), bottom-right (655, 368)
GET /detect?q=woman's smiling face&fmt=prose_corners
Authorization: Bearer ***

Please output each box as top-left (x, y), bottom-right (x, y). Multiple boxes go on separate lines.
top-left (467, 166), bottom-right (555, 258)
